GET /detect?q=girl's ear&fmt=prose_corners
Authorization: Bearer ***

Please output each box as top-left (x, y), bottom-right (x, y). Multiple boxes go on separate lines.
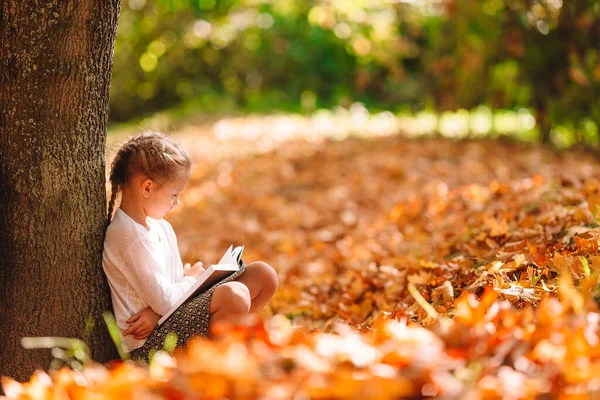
top-left (141, 178), bottom-right (153, 198)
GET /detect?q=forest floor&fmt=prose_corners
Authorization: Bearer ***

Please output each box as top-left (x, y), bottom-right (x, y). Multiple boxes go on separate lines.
top-left (9, 120), bottom-right (600, 398)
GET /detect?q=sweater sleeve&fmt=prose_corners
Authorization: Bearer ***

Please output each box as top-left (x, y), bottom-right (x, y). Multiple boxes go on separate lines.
top-left (121, 238), bottom-right (197, 315)
top-left (162, 219), bottom-right (185, 272)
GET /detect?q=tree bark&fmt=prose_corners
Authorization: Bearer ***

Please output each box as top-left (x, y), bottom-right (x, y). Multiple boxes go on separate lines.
top-left (0, 0), bottom-right (121, 382)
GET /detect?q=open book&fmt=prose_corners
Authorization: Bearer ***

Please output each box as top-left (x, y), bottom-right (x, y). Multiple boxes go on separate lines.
top-left (158, 245), bottom-right (244, 326)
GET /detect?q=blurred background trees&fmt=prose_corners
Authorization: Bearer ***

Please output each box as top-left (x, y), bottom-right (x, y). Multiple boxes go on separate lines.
top-left (109, 0), bottom-right (599, 145)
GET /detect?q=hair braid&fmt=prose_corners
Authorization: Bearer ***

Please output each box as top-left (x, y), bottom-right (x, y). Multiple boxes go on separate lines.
top-left (106, 180), bottom-right (119, 227)
top-left (106, 140), bottom-right (134, 224)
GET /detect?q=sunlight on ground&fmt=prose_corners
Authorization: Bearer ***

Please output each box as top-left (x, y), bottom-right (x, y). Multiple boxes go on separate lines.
top-left (210, 105), bottom-right (537, 144)
top-left (107, 104), bottom-right (539, 169)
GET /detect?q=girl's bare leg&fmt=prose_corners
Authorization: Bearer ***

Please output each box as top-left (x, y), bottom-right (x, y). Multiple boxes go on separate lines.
top-left (208, 281), bottom-right (251, 337)
top-left (234, 261), bottom-right (278, 314)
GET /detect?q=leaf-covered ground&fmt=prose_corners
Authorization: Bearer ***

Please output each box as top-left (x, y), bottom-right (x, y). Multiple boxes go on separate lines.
top-left (5, 131), bottom-right (600, 399)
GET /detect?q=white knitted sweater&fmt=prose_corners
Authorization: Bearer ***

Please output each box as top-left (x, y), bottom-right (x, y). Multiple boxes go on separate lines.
top-left (102, 208), bottom-right (196, 352)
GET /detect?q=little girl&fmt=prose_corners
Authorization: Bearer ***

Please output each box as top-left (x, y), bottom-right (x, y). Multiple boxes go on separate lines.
top-left (102, 131), bottom-right (278, 363)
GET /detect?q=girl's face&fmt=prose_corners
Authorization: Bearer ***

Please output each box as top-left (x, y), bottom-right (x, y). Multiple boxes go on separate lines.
top-left (144, 173), bottom-right (190, 220)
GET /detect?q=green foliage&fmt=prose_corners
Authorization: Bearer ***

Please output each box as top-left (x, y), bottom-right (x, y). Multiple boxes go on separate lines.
top-left (163, 332), bottom-right (178, 354)
top-left (20, 337), bottom-right (92, 371)
top-left (103, 311), bottom-right (130, 360)
top-left (146, 333), bottom-right (177, 364)
top-left (110, 0), bottom-right (600, 144)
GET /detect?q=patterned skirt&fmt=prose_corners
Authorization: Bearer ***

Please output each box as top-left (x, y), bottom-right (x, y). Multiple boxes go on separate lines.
top-left (129, 260), bottom-right (247, 363)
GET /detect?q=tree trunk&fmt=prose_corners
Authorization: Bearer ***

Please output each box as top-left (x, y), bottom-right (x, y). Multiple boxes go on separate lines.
top-left (0, 1), bottom-right (121, 383)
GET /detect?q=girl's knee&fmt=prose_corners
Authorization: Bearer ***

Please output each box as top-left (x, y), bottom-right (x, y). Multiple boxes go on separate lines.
top-left (247, 261), bottom-right (278, 293)
top-left (212, 282), bottom-right (251, 314)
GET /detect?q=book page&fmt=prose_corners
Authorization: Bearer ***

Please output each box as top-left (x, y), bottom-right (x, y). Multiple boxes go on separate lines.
top-left (216, 245), bottom-right (234, 265)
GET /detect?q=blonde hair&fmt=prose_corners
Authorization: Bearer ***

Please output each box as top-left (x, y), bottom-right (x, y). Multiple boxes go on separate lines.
top-left (107, 131), bottom-right (191, 225)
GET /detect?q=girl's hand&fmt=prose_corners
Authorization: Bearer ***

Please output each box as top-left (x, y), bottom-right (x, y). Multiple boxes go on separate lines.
top-left (184, 261), bottom-right (206, 278)
top-left (124, 307), bottom-right (160, 340)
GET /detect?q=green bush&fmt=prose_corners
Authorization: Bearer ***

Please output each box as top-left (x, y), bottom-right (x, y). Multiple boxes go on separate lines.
top-left (110, 0), bottom-right (600, 143)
